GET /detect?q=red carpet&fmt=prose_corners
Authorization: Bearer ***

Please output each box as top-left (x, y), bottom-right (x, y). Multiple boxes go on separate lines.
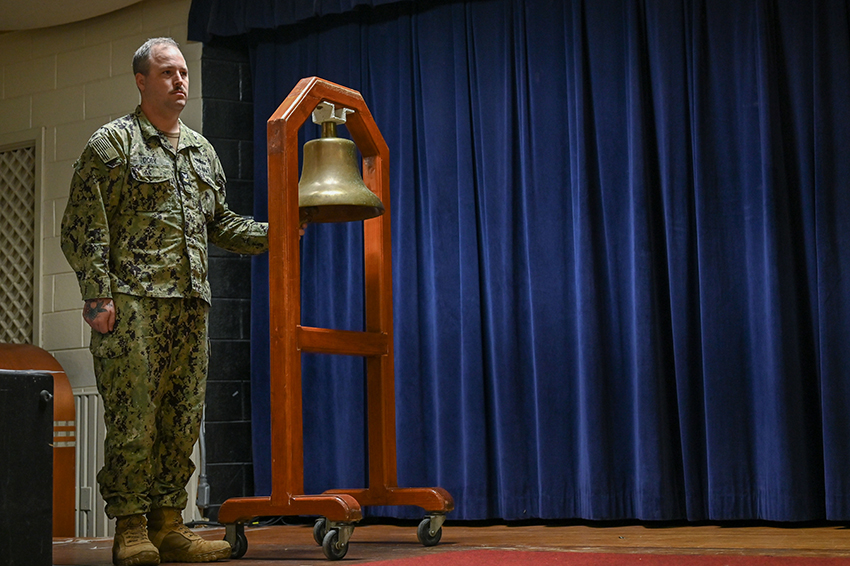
top-left (364, 550), bottom-right (850, 565)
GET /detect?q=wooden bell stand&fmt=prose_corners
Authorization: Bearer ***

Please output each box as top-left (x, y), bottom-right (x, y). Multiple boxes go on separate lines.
top-left (218, 77), bottom-right (454, 560)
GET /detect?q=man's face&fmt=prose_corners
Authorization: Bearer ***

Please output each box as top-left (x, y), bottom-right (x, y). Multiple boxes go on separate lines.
top-left (136, 44), bottom-right (189, 115)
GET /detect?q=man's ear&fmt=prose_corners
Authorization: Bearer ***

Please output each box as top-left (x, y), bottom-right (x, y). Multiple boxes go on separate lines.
top-left (135, 73), bottom-right (145, 94)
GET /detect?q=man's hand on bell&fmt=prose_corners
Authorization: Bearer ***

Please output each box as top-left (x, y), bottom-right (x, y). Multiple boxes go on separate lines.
top-left (83, 298), bottom-right (116, 333)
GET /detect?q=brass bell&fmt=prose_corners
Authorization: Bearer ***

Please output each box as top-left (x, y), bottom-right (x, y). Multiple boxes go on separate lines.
top-left (299, 103), bottom-right (385, 224)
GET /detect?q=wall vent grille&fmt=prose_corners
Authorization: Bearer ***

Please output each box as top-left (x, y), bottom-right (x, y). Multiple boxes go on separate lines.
top-left (0, 145), bottom-right (35, 344)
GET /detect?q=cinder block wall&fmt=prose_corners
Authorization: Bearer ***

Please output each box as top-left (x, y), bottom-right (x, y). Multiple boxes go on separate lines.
top-left (0, 0), bottom-right (202, 389)
top-left (0, 0), bottom-right (263, 526)
top-left (0, 0), bottom-right (210, 532)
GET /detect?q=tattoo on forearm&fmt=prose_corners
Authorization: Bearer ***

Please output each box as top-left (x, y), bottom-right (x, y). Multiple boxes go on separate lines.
top-left (84, 300), bottom-right (108, 321)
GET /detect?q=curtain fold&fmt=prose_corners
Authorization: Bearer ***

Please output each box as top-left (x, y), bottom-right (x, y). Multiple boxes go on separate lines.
top-left (814, 0), bottom-right (850, 518)
top-left (190, 0), bottom-right (850, 521)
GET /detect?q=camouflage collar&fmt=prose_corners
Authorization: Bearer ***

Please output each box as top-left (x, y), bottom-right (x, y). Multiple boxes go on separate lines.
top-left (134, 106), bottom-right (203, 151)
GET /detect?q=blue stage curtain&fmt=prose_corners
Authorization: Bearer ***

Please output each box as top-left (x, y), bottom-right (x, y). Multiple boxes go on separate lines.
top-left (189, 0), bottom-right (850, 521)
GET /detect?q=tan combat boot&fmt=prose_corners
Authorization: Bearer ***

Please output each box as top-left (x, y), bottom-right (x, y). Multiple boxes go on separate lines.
top-left (113, 514), bottom-right (160, 566)
top-left (147, 507), bottom-right (232, 563)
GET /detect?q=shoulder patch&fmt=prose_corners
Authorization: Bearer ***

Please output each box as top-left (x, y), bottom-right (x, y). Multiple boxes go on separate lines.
top-left (91, 137), bottom-right (120, 165)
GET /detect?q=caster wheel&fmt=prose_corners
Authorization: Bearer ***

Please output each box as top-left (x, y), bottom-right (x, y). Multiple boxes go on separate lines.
top-left (417, 516), bottom-right (442, 547)
top-left (225, 524), bottom-right (248, 559)
top-left (322, 528), bottom-right (349, 560)
top-left (313, 517), bottom-right (328, 546)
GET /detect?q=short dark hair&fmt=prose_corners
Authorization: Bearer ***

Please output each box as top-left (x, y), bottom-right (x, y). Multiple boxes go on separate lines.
top-left (133, 37), bottom-right (181, 76)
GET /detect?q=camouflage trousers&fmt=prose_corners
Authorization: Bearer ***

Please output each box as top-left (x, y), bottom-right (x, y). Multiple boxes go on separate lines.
top-left (91, 293), bottom-right (209, 519)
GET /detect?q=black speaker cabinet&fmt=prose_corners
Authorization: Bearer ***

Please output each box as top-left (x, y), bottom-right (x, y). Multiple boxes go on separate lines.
top-left (0, 369), bottom-right (54, 566)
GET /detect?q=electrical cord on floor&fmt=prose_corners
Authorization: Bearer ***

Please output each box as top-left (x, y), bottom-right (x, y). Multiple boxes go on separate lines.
top-left (184, 519), bottom-right (224, 528)
top-left (248, 516), bottom-right (306, 527)
top-left (184, 516), bottom-right (307, 529)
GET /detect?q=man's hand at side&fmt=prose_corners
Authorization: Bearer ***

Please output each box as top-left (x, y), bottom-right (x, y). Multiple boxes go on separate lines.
top-left (83, 298), bottom-right (116, 333)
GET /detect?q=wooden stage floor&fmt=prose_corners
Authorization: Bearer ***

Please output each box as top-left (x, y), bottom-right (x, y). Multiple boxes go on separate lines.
top-left (52, 520), bottom-right (850, 565)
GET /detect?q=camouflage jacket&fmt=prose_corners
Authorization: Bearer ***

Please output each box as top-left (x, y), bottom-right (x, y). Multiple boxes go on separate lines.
top-left (61, 106), bottom-right (268, 305)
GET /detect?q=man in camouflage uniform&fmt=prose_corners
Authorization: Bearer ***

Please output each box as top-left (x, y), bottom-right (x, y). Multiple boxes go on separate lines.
top-left (61, 37), bottom-right (267, 566)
